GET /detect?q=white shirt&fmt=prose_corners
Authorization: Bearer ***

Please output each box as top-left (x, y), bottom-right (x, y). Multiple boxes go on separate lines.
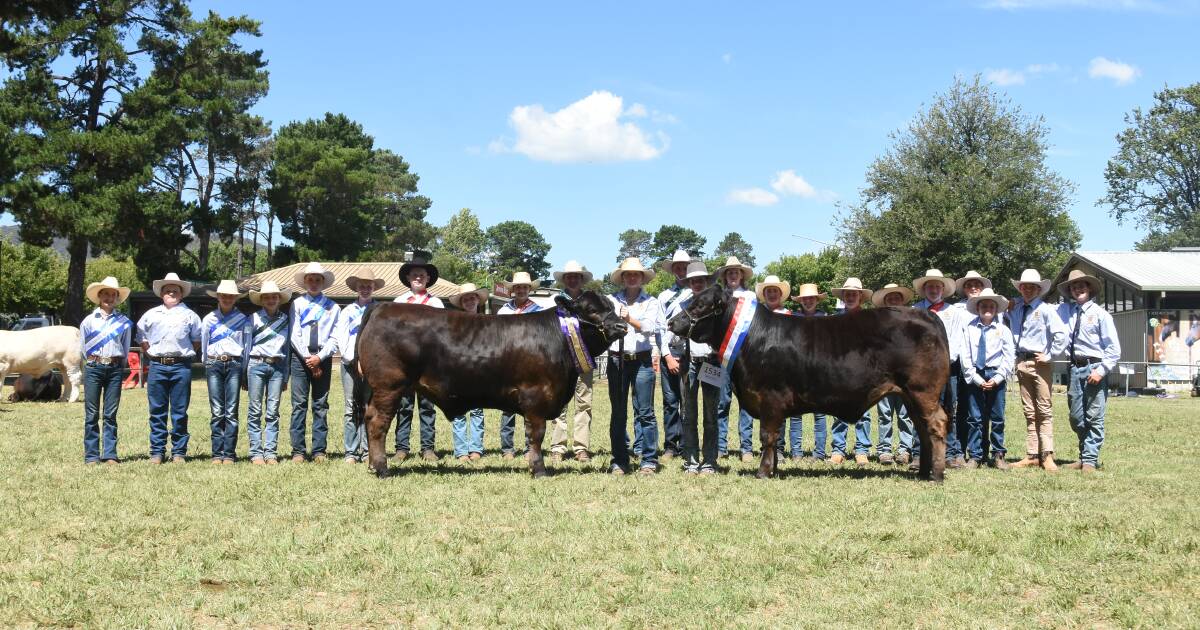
top-left (959, 317), bottom-right (1016, 385)
top-left (289, 292), bottom-right (341, 361)
top-left (608, 290), bottom-right (665, 354)
top-left (247, 309), bottom-right (289, 360)
top-left (497, 298), bottom-right (543, 315)
top-left (80, 308), bottom-right (133, 358)
top-left (657, 282), bottom-right (693, 356)
top-left (200, 307), bottom-right (250, 360)
top-left (335, 300), bottom-right (374, 363)
top-left (913, 298), bottom-right (968, 365)
top-left (136, 303), bottom-right (202, 358)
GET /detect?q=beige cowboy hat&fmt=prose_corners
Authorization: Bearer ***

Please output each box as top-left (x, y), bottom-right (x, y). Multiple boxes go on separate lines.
top-left (913, 268), bottom-right (956, 297)
top-left (399, 251), bottom-right (439, 288)
top-left (966, 288), bottom-right (1010, 315)
top-left (503, 271), bottom-right (537, 290)
top-left (660, 249), bottom-right (694, 274)
top-left (85, 276), bottom-right (131, 306)
top-left (249, 280), bottom-right (292, 306)
top-left (346, 268), bottom-right (386, 292)
top-left (714, 256), bottom-right (753, 283)
top-left (794, 283), bottom-right (827, 300)
top-left (205, 279), bottom-right (245, 300)
top-left (685, 261), bottom-right (712, 280)
top-left (1011, 268), bottom-right (1053, 298)
top-left (448, 282), bottom-right (490, 310)
top-left (754, 275), bottom-right (791, 303)
top-left (871, 283), bottom-right (914, 307)
top-left (1056, 269), bottom-right (1102, 298)
top-left (609, 258), bottom-right (656, 284)
top-left (152, 272), bottom-right (193, 298)
top-left (831, 277), bottom-right (874, 300)
top-left (293, 262), bottom-right (335, 291)
top-left (954, 270), bottom-right (993, 294)
top-left (552, 260), bottom-right (594, 284)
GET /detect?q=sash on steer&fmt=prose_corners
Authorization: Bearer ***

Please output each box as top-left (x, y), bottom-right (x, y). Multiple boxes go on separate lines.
top-left (253, 313), bottom-right (288, 345)
top-left (298, 295), bottom-right (332, 328)
top-left (717, 295), bottom-right (757, 373)
top-left (84, 314), bottom-right (131, 356)
top-left (208, 309), bottom-right (247, 345)
top-left (556, 308), bottom-right (593, 375)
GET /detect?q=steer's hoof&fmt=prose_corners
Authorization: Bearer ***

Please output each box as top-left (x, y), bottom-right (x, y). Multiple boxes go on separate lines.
top-left (755, 469), bottom-right (773, 480)
top-left (531, 468), bottom-right (548, 479)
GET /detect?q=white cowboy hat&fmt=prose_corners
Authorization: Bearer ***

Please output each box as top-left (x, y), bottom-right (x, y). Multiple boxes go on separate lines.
top-left (754, 275), bottom-right (791, 303)
top-left (448, 282), bottom-right (490, 310)
top-left (1056, 269), bottom-right (1102, 299)
top-left (660, 249), bottom-right (693, 274)
top-left (293, 262), bottom-right (334, 291)
top-left (794, 283), bottom-right (827, 300)
top-left (609, 258), bottom-right (656, 284)
top-left (954, 270), bottom-right (993, 294)
top-left (399, 251), bottom-right (440, 288)
top-left (870, 283), bottom-right (914, 307)
top-left (685, 261), bottom-right (712, 280)
top-left (714, 256), bottom-right (753, 283)
top-left (966, 288), bottom-right (1010, 315)
top-left (249, 280), bottom-right (292, 306)
top-left (346, 268), bottom-right (386, 292)
top-left (152, 272), bottom-right (193, 298)
top-left (1011, 268), bottom-right (1053, 298)
top-left (553, 260), bottom-right (594, 284)
top-left (85, 276), bottom-right (131, 306)
top-left (205, 279), bottom-right (245, 300)
top-left (831, 277), bottom-right (874, 300)
top-left (913, 269), bottom-right (956, 297)
top-left (504, 271), bottom-right (537, 290)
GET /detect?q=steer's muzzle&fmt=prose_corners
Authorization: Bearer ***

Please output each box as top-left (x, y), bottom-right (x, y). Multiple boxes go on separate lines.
top-left (668, 312), bottom-right (690, 336)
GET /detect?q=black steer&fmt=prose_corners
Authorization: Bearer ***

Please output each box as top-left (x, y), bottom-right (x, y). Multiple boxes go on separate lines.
top-left (7, 372), bottom-right (63, 402)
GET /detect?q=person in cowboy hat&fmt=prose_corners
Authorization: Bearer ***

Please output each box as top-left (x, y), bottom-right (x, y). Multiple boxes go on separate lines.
top-left (136, 272), bottom-right (203, 464)
top-left (959, 288), bottom-right (1015, 470)
top-left (393, 252), bottom-right (444, 461)
top-left (829, 277), bottom-right (875, 467)
top-left (713, 256), bottom-right (755, 461)
top-left (911, 268), bottom-right (968, 469)
top-left (551, 261), bottom-right (596, 463)
top-left (245, 280), bottom-right (292, 465)
top-left (1008, 269), bottom-right (1069, 471)
top-left (1055, 269), bottom-right (1121, 473)
top-left (80, 276), bottom-right (133, 465)
top-left (287, 261), bottom-right (342, 463)
top-left (754, 274), bottom-right (797, 458)
top-left (678, 261), bottom-right (721, 475)
top-left (657, 250), bottom-right (695, 461)
top-left (447, 282), bottom-right (490, 462)
top-left (201, 280), bottom-right (250, 464)
top-left (336, 268), bottom-right (385, 464)
top-left (791, 282), bottom-right (830, 462)
top-left (496, 270), bottom-right (545, 459)
top-left (607, 257), bottom-right (666, 475)
top-left (871, 282), bottom-right (916, 466)
top-left (951, 270), bottom-right (993, 460)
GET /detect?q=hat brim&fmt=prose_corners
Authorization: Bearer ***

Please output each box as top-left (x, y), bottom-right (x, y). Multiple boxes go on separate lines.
top-left (152, 279), bottom-right (192, 298)
top-left (293, 271), bottom-right (335, 291)
top-left (955, 276), bottom-right (993, 294)
top-left (660, 258), bottom-right (692, 274)
top-left (249, 289), bottom-right (293, 306)
top-left (913, 276), bottom-right (956, 298)
top-left (754, 282), bottom-right (791, 303)
top-left (967, 295), bottom-right (1010, 315)
top-left (714, 264), bottom-right (754, 282)
top-left (609, 268), bottom-right (655, 285)
top-left (399, 262), bottom-right (439, 288)
top-left (86, 284), bottom-right (131, 306)
top-left (831, 287), bottom-right (874, 300)
top-left (794, 291), bottom-right (828, 300)
top-left (870, 287), bottom-right (914, 307)
top-left (1012, 279), bottom-right (1053, 298)
top-left (448, 288), bottom-right (490, 309)
top-left (205, 289), bottom-right (246, 300)
top-left (1056, 276), bottom-right (1102, 299)
top-left (346, 277), bottom-right (386, 292)
top-left (553, 270), bottom-right (594, 284)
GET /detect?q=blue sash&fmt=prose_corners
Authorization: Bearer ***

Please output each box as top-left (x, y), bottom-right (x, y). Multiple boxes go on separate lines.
top-left (299, 295), bottom-right (331, 328)
top-left (84, 315), bottom-right (131, 356)
top-left (208, 309), bottom-right (247, 345)
top-left (253, 313), bottom-right (287, 345)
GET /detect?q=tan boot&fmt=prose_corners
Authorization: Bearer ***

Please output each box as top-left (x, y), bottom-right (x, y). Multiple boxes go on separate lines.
top-left (1010, 454), bottom-right (1040, 468)
top-left (854, 454), bottom-right (869, 467)
top-left (1040, 452), bottom-right (1058, 472)
top-left (830, 453), bottom-right (845, 465)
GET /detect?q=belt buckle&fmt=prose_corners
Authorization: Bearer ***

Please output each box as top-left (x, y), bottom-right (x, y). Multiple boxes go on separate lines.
top-left (159, 356), bottom-right (176, 365)
top-left (217, 354), bottom-right (232, 362)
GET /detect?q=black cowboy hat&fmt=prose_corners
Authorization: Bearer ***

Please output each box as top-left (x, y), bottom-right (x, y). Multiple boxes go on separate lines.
top-left (399, 250), bottom-right (440, 288)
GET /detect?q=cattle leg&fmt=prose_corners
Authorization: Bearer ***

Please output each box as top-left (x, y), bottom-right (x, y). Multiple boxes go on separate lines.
top-left (910, 394), bottom-right (948, 483)
top-left (757, 416), bottom-right (783, 479)
top-left (65, 367), bottom-right (82, 403)
top-left (366, 394), bottom-right (399, 477)
top-left (525, 416), bottom-right (548, 478)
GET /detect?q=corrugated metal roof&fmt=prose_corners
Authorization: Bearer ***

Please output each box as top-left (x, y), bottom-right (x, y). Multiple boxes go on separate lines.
top-left (237, 262), bottom-right (463, 299)
top-left (1058, 251), bottom-right (1200, 291)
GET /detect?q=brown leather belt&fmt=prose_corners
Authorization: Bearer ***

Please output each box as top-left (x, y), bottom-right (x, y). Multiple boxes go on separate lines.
top-left (150, 356), bottom-right (184, 365)
top-left (209, 354), bottom-right (238, 362)
top-left (617, 350), bottom-right (652, 362)
top-left (1072, 357), bottom-right (1101, 367)
top-left (87, 355), bottom-right (120, 365)
top-left (250, 356), bottom-right (280, 364)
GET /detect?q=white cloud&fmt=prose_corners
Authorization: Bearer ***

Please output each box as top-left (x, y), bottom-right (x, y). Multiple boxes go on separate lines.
top-left (1025, 62), bottom-right (1062, 74)
top-left (722, 53), bottom-right (733, 65)
top-left (770, 170), bottom-right (818, 197)
top-left (726, 188), bottom-right (779, 206)
top-left (1088, 56), bottom-right (1141, 84)
top-left (985, 68), bottom-right (1026, 86)
top-left (492, 91), bottom-right (669, 163)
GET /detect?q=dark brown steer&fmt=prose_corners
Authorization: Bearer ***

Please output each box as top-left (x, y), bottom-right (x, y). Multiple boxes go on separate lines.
top-left (669, 285), bottom-right (952, 481)
top-left (355, 291), bottom-right (626, 477)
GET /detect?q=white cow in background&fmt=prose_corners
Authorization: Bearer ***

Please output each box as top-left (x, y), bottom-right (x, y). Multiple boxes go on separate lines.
top-left (0, 326), bottom-right (84, 403)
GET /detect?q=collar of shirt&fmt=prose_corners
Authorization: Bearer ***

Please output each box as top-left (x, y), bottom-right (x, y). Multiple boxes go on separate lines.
top-left (613, 290), bottom-right (649, 305)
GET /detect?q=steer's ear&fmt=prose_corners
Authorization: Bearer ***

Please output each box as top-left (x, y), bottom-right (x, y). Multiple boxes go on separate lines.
top-left (554, 294), bottom-right (574, 311)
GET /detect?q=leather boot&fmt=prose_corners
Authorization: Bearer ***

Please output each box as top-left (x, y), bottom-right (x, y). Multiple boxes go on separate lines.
top-left (1041, 452), bottom-right (1059, 472)
top-left (1010, 454), bottom-right (1039, 468)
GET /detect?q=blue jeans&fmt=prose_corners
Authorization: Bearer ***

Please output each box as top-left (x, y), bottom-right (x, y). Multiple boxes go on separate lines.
top-left (660, 354), bottom-right (684, 454)
top-left (206, 359), bottom-right (242, 460)
top-left (831, 411), bottom-right (872, 456)
top-left (608, 354), bottom-right (658, 471)
top-left (147, 361), bottom-right (193, 458)
top-left (289, 354), bottom-right (332, 457)
top-left (1068, 364), bottom-right (1107, 465)
top-left (878, 394), bottom-right (914, 455)
top-left (452, 409), bottom-right (485, 457)
top-left (913, 362), bottom-right (963, 460)
top-left (789, 413), bottom-right (827, 458)
top-left (395, 393), bottom-right (436, 453)
top-left (341, 363), bottom-right (366, 459)
top-left (83, 360), bottom-right (123, 462)
top-left (717, 376), bottom-right (753, 454)
top-left (500, 412), bottom-right (526, 454)
top-left (246, 359), bottom-right (285, 460)
top-left (965, 369), bottom-right (1007, 460)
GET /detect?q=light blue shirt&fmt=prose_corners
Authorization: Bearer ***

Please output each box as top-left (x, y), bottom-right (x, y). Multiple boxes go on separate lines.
top-left (608, 291), bottom-right (665, 354)
top-left (79, 308), bottom-right (132, 359)
top-left (1008, 296), bottom-right (1068, 356)
top-left (247, 309), bottom-right (289, 360)
top-left (289, 292), bottom-right (341, 361)
top-left (960, 317), bottom-right (1016, 385)
top-left (497, 299), bottom-right (544, 315)
top-left (913, 299), bottom-right (968, 365)
top-left (201, 307), bottom-right (250, 360)
top-left (657, 282), bottom-right (693, 355)
top-left (335, 300), bottom-right (374, 364)
top-left (136, 303), bottom-right (202, 358)
top-left (1057, 300), bottom-right (1122, 375)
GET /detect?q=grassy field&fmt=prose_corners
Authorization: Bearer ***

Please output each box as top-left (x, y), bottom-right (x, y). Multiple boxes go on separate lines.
top-left (1, 367), bottom-right (1198, 628)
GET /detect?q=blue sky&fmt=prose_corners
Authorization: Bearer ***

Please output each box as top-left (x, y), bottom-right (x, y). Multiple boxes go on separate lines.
top-left (9, 0), bottom-right (1200, 278)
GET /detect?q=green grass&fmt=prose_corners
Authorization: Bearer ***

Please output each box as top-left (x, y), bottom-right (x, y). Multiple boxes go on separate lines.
top-left (1, 367), bottom-right (1198, 628)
